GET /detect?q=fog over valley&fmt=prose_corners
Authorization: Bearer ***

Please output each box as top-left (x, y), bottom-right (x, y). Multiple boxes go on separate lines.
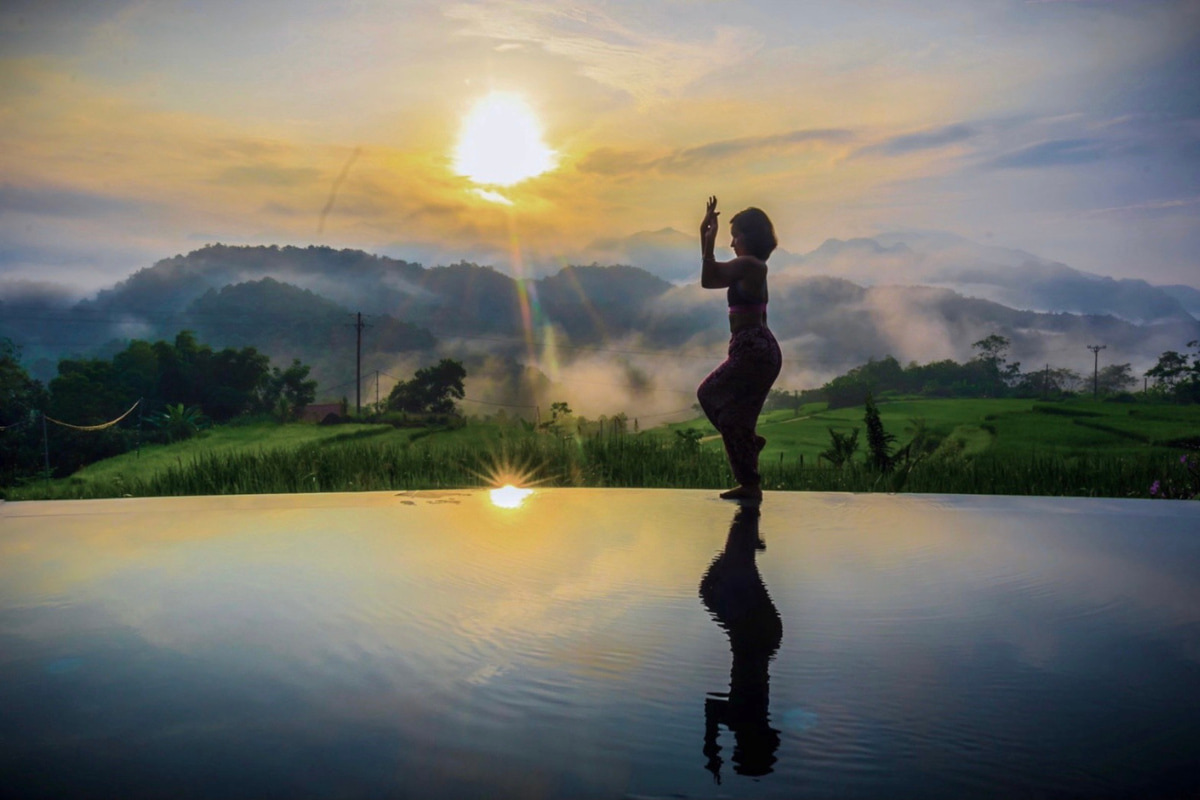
top-left (2, 232), bottom-right (1196, 420)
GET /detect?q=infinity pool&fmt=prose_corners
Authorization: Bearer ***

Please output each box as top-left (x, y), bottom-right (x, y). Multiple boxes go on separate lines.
top-left (1, 490), bottom-right (1198, 798)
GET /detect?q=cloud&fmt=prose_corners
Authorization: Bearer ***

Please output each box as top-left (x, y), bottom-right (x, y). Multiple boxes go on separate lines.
top-left (0, 277), bottom-right (79, 306)
top-left (851, 123), bottom-right (975, 159)
top-left (577, 128), bottom-right (854, 176)
top-left (0, 62), bottom-right (572, 277)
top-left (986, 138), bottom-right (1111, 169)
top-left (214, 165), bottom-right (322, 187)
top-left (445, 1), bottom-right (763, 101)
top-left (658, 129), bottom-right (856, 173)
top-left (472, 189), bottom-right (513, 205)
top-left (1082, 195), bottom-right (1200, 218)
top-left (0, 183), bottom-right (143, 218)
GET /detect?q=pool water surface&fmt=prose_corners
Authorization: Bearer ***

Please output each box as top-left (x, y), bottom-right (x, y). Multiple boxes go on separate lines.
top-left (1, 490), bottom-right (1198, 798)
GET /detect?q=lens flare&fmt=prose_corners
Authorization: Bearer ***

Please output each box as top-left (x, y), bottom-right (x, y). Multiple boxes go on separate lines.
top-left (472, 449), bottom-right (552, 509)
top-left (490, 484), bottom-right (534, 508)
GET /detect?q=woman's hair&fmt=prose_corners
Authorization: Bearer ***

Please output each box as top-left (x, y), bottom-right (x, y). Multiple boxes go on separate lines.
top-left (730, 207), bottom-right (777, 260)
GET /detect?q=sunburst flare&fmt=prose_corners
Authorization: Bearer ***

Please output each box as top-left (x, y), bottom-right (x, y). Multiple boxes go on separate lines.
top-left (471, 449), bottom-right (553, 508)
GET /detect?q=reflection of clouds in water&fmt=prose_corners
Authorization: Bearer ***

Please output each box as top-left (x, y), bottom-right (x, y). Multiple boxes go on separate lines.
top-left (780, 707), bottom-right (819, 733)
top-left (464, 664), bottom-right (506, 686)
top-left (766, 495), bottom-right (1200, 675)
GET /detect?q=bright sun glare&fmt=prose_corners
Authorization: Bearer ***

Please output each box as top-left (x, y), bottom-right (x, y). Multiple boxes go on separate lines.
top-left (474, 451), bottom-right (545, 508)
top-left (454, 92), bottom-right (556, 187)
top-left (490, 484), bottom-right (534, 509)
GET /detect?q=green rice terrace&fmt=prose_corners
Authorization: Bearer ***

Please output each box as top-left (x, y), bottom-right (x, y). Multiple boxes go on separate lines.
top-left (6, 398), bottom-right (1199, 501)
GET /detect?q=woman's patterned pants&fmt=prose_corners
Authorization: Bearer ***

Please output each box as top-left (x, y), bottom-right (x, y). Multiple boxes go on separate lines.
top-left (697, 326), bottom-right (782, 486)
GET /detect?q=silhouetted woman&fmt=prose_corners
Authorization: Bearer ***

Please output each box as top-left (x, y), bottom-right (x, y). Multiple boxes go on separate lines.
top-left (700, 504), bottom-right (783, 781)
top-left (697, 196), bottom-right (783, 501)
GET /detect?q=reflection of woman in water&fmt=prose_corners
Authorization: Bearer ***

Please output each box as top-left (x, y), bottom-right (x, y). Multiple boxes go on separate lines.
top-left (699, 505), bottom-right (783, 782)
top-left (697, 196), bottom-right (783, 501)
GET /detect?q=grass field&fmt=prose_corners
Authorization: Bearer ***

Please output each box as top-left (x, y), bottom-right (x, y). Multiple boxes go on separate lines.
top-left (662, 398), bottom-right (1200, 462)
top-left (5, 398), bottom-right (1198, 501)
top-left (53, 421), bottom-right (398, 485)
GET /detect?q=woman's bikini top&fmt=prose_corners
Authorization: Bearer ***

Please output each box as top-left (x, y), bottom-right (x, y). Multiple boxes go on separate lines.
top-left (727, 278), bottom-right (767, 314)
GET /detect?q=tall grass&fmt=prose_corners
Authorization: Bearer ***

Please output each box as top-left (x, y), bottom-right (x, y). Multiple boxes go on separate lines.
top-left (7, 430), bottom-right (1189, 501)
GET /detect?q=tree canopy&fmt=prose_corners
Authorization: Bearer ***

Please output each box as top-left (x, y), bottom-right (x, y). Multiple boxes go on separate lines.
top-left (387, 359), bottom-right (466, 414)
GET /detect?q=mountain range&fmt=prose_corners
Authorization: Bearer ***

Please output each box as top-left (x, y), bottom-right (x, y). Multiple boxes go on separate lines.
top-left (0, 232), bottom-right (1195, 417)
top-left (587, 227), bottom-right (1200, 323)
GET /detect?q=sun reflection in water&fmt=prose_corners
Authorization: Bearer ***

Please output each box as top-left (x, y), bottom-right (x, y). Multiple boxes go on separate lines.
top-left (474, 450), bottom-right (549, 509)
top-left (490, 484), bottom-right (534, 508)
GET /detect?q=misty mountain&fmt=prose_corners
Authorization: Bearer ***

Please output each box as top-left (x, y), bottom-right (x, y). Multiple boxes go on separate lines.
top-left (1164, 284), bottom-right (1200, 318)
top-left (183, 278), bottom-right (435, 357)
top-left (78, 244), bottom-right (429, 319)
top-left (584, 228), bottom-right (1198, 326)
top-left (582, 228), bottom-right (705, 284)
top-left (535, 265), bottom-right (672, 339)
top-left (817, 231), bottom-right (1197, 325)
top-left (645, 273), bottom-right (1198, 380)
top-left (3, 242), bottom-right (1198, 417)
top-left (581, 227), bottom-right (803, 284)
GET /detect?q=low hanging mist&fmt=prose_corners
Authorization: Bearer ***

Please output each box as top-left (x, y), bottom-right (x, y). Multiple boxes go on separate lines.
top-left (1, 230), bottom-right (1197, 420)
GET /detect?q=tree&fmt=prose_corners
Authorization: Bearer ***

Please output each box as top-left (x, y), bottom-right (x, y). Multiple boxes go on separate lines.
top-left (674, 427), bottom-right (703, 454)
top-left (0, 338), bottom-right (48, 486)
top-left (545, 400), bottom-right (573, 434)
top-left (148, 403), bottom-right (209, 442)
top-left (1184, 341), bottom-right (1200, 403)
top-left (387, 359), bottom-right (466, 414)
top-left (863, 393), bottom-right (896, 472)
top-left (47, 358), bottom-right (129, 424)
top-left (108, 332), bottom-right (271, 421)
top-left (201, 346), bottom-right (271, 421)
top-left (821, 356), bottom-right (905, 409)
top-left (259, 359), bottom-right (318, 420)
top-left (1013, 366), bottom-right (1082, 398)
top-left (970, 335), bottom-right (1020, 396)
top-left (1096, 363), bottom-right (1136, 395)
top-left (1146, 350), bottom-right (1189, 390)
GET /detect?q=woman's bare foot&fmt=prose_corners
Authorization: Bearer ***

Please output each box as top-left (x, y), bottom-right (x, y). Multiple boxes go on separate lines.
top-left (719, 484), bottom-right (762, 501)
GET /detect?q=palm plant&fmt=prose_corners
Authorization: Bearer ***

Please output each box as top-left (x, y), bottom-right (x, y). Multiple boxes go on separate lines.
top-left (148, 403), bottom-right (209, 442)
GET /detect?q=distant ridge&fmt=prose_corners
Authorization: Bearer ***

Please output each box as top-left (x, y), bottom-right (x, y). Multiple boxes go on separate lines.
top-left (1, 241), bottom-right (1196, 395)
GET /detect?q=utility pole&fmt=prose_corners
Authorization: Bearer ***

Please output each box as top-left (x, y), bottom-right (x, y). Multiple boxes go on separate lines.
top-left (1088, 344), bottom-right (1107, 398)
top-left (375, 370), bottom-right (380, 413)
top-left (350, 312), bottom-right (368, 417)
top-left (41, 410), bottom-right (50, 485)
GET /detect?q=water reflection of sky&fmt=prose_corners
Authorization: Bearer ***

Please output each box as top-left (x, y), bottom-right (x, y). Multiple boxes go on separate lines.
top-left (1, 491), bottom-right (1198, 798)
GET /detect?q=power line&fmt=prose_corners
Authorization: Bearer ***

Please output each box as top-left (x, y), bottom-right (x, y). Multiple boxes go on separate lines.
top-left (459, 396), bottom-right (538, 409)
top-left (638, 406), bottom-right (698, 418)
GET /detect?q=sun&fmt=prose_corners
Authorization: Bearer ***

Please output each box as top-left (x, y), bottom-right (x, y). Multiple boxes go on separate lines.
top-left (453, 92), bottom-right (557, 187)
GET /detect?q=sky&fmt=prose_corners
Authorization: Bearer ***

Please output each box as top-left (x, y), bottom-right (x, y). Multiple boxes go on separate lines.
top-left (1, 0), bottom-right (1198, 296)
